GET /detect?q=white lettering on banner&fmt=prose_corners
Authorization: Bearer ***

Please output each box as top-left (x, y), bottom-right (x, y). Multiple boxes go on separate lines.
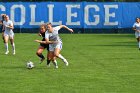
top-left (29, 5), bottom-right (44, 25)
top-left (0, 5), bottom-right (5, 12)
top-left (47, 5), bottom-right (62, 25)
top-left (84, 5), bottom-right (99, 25)
top-left (0, 4), bottom-right (119, 27)
top-left (11, 5), bottom-right (25, 25)
top-left (104, 5), bottom-right (118, 25)
top-left (66, 5), bottom-right (80, 25)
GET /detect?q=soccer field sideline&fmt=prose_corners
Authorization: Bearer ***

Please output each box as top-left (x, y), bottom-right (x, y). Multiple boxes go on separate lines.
top-left (0, 33), bottom-right (140, 93)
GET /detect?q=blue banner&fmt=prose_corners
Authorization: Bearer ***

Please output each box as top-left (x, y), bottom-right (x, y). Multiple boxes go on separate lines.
top-left (0, 2), bottom-right (140, 28)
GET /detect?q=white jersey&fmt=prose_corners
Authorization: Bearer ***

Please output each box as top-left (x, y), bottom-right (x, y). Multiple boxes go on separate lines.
top-left (45, 26), bottom-right (63, 51)
top-left (133, 22), bottom-right (140, 38)
top-left (3, 20), bottom-right (14, 33)
top-left (133, 22), bottom-right (140, 31)
top-left (45, 26), bottom-right (62, 43)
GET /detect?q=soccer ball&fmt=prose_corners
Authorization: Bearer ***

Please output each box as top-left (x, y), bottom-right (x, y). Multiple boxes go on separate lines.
top-left (26, 61), bottom-right (34, 69)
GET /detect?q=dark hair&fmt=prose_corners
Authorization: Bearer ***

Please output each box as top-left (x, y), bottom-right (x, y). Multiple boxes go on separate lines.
top-left (1, 14), bottom-right (6, 20)
top-left (40, 24), bottom-right (47, 30)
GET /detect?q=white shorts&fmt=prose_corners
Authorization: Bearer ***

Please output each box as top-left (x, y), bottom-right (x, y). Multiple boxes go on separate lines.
top-left (135, 32), bottom-right (140, 38)
top-left (4, 31), bottom-right (14, 39)
top-left (49, 43), bottom-right (62, 52)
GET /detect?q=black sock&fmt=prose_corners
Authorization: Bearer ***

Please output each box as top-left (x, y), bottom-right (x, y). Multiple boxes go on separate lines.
top-left (47, 59), bottom-right (51, 65)
top-left (37, 54), bottom-right (45, 59)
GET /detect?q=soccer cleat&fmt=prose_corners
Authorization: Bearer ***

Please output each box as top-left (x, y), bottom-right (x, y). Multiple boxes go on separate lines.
top-left (46, 64), bottom-right (50, 68)
top-left (55, 66), bottom-right (58, 69)
top-left (13, 50), bottom-right (15, 55)
top-left (63, 59), bottom-right (69, 66)
top-left (5, 51), bottom-right (9, 55)
top-left (39, 58), bottom-right (45, 64)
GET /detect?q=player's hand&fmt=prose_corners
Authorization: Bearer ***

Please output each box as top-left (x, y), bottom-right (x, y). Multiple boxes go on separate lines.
top-left (69, 29), bottom-right (74, 33)
top-left (5, 25), bottom-right (9, 28)
top-left (38, 33), bottom-right (42, 37)
top-left (53, 41), bottom-right (59, 44)
top-left (34, 40), bottom-right (41, 43)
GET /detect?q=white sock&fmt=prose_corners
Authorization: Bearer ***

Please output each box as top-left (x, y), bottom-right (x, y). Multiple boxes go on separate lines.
top-left (5, 43), bottom-right (8, 51)
top-left (12, 43), bottom-right (15, 52)
top-left (58, 54), bottom-right (65, 60)
top-left (52, 60), bottom-right (58, 66)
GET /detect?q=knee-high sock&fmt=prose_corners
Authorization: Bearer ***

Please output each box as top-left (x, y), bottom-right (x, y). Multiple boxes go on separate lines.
top-left (58, 54), bottom-right (66, 60)
top-left (139, 41), bottom-right (140, 48)
top-left (52, 60), bottom-right (58, 66)
top-left (12, 43), bottom-right (15, 51)
top-left (47, 59), bottom-right (51, 65)
top-left (37, 53), bottom-right (45, 59)
top-left (5, 43), bottom-right (8, 51)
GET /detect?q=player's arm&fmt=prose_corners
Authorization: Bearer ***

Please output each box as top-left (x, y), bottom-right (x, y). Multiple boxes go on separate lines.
top-left (2, 23), bottom-right (5, 31)
top-left (5, 21), bottom-right (14, 29)
top-left (43, 38), bottom-right (58, 44)
top-left (6, 24), bottom-right (14, 29)
top-left (132, 27), bottom-right (140, 32)
top-left (35, 39), bottom-right (58, 44)
top-left (0, 20), bottom-right (2, 25)
top-left (38, 32), bottom-right (42, 37)
top-left (59, 25), bottom-right (74, 33)
top-left (132, 26), bottom-right (136, 31)
top-left (35, 32), bottom-right (58, 44)
top-left (35, 33), bottom-right (58, 44)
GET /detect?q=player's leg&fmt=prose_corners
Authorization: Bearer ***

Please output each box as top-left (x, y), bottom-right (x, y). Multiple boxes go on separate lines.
top-left (46, 51), bottom-right (52, 66)
top-left (135, 33), bottom-right (139, 48)
top-left (4, 34), bottom-right (9, 54)
top-left (49, 44), bottom-right (58, 68)
top-left (137, 38), bottom-right (139, 42)
top-left (36, 46), bottom-right (45, 63)
top-left (9, 34), bottom-right (15, 55)
top-left (138, 36), bottom-right (140, 50)
top-left (55, 43), bottom-right (69, 66)
top-left (48, 51), bottom-right (58, 68)
top-left (52, 53), bottom-right (58, 69)
top-left (2, 31), bottom-right (5, 43)
top-left (46, 44), bottom-right (51, 66)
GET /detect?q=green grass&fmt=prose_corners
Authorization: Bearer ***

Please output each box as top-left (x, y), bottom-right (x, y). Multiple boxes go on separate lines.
top-left (0, 33), bottom-right (140, 93)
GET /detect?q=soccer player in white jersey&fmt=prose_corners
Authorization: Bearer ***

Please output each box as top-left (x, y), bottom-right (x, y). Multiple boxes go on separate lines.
top-left (35, 23), bottom-right (73, 68)
top-left (133, 17), bottom-right (140, 50)
top-left (3, 15), bottom-right (15, 55)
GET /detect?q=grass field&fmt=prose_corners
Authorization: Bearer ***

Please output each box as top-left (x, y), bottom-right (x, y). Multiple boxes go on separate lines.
top-left (0, 33), bottom-right (140, 93)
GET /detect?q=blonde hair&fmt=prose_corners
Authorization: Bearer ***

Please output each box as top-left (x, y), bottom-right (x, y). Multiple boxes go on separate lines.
top-left (46, 22), bottom-right (52, 26)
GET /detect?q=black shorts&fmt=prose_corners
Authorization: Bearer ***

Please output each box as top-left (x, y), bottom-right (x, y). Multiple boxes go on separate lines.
top-left (40, 43), bottom-right (49, 51)
top-left (1, 26), bottom-right (4, 32)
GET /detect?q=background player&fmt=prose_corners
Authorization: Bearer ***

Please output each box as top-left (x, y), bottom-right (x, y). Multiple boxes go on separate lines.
top-left (0, 14), bottom-right (6, 43)
top-left (3, 15), bottom-right (15, 55)
top-left (133, 17), bottom-right (140, 50)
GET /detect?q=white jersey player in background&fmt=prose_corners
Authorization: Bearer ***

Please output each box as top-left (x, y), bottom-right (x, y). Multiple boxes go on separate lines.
top-left (3, 15), bottom-right (15, 55)
top-left (35, 23), bottom-right (73, 68)
top-left (133, 17), bottom-right (140, 50)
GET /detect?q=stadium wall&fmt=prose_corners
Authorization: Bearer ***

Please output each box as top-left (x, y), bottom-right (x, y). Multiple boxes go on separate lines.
top-left (0, 2), bottom-right (139, 33)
